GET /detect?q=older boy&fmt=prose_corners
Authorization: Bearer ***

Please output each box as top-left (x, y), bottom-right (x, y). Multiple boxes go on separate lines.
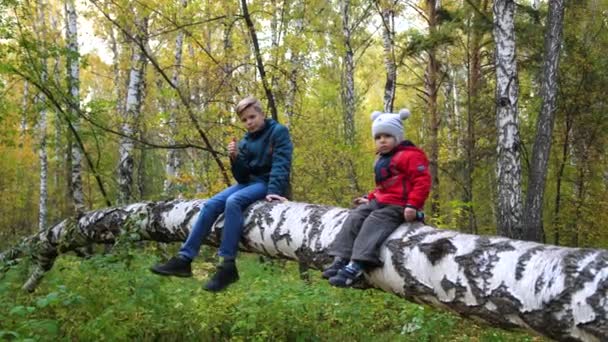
top-left (151, 96), bottom-right (293, 292)
top-left (324, 109), bottom-right (431, 287)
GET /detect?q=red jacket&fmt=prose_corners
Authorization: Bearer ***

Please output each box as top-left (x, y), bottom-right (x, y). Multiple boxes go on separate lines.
top-left (367, 141), bottom-right (431, 209)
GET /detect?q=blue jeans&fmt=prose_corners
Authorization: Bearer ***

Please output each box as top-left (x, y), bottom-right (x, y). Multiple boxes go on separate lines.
top-left (179, 182), bottom-right (267, 260)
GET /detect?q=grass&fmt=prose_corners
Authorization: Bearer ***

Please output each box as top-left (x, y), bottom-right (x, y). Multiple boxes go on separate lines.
top-left (0, 246), bottom-right (546, 341)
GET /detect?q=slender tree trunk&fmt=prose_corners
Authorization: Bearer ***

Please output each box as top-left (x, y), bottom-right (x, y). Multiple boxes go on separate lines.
top-left (163, 0), bottom-right (187, 196)
top-left (425, 0), bottom-right (440, 217)
top-left (523, 0), bottom-right (566, 242)
top-left (462, 0), bottom-right (486, 235)
top-left (552, 111), bottom-right (572, 246)
top-left (51, 13), bottom-right (62, 191)
top-left (381, 4), bottom-right (397, 113)
top-left (3, 200), bottom-right (608, 341)
top-left (240, 0), bottom-right (279, 121)
top-left (65, 0), bottom-right (85, 216)
top-left (340, 0), bottom-right (360, 193)
top-left (492, 0), bottom-right (524, 239)
top-left (285, 9), bottom-right (303, 126)
top-left (36, 0), bottom-right (48, 231)
top-left (341, 0), bottom-right (356, 144)
top-left (109, 26), bottom-right (124, 118)
top-left (20, 81), bottom-right (29, 147)
top-left (118, 17), bottom-right (148, 205)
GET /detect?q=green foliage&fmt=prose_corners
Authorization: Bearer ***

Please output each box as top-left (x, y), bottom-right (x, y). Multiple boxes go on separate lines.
top-left (0, 251), bottom-right (543, 341)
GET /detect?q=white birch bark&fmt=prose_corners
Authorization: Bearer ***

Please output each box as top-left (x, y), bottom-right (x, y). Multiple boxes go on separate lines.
top-left (118, 17), bottom-right (148, 205)
top-left (381, 4), bottom-right (397, 113)
top-left (2, 199), bottom-right (607, 341)
top-left (341, 0), bottom-right (356, 144)
top-left (425, 0), bottom-right (441, 216)
top-left (51, 13), bottom-right (62, 190)
top-left (65, 0), bottom-right (85, 215)
top-left (492, 0), bottom-right (524, 239)
top-left (163, 0), bottom-right (187, 196)
top-left (20, 81), bottom-right (29, 145)
top-left (36, 0), bottom-right (48, 231)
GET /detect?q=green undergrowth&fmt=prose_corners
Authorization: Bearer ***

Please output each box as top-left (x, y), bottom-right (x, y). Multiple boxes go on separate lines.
top-left (0, 250), bottom-right (544, 341)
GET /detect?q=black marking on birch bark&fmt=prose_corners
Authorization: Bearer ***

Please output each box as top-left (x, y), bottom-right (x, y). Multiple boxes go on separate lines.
top-left (399, 229), bottom-right (444, 250)
top-left (294, 246), bottom-right (331, 270)
top-left (489, 283), bottom-right (523, 315)
top-left (270, 209), bottom-right (292, 252)
top-left (418, 238), bottom-right (457, 265)
top-left (386, 238), bottom-right (435, 301)
top-left (242, 201), bottom-right (276, 241)
top-left (301, 205), bottom-right (335, 248)
top-left (454, 238), bottom-right (516, 301)
top-left (520, 250), bottom-right (608, 341)
top-left (534, 275), bottom-right (546, 295)
top-left (583, 254), bottom-right (608, 340)
top-left (515, 245), bottom-right (546, 280)
top-left (149, 201), bottom-right (181, 242)
top-left (439, 275), bottom-right (467, 300)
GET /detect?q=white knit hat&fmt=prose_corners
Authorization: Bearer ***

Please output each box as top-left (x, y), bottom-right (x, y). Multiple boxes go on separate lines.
top-left (371, 109), bottom-right (411, 141)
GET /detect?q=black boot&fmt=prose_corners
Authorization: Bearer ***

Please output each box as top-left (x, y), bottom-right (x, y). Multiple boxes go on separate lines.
top-left (322, 257), bottom-right (348, 279)
top-left (203, 260), bottom-right (239, 292)
top-left (150, 256), bottom-right (192, 277)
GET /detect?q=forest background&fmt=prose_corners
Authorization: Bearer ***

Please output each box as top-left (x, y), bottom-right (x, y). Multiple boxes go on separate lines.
top-left (0, 0), bottom-right (607, 340)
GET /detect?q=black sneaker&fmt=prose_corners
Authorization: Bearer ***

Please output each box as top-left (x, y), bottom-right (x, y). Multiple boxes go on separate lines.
top-left (328, 265), bottom-right (363, 287)
top-left (203, 262), bottom-right (239, 292)
top-left (150, 256), bottom-right (192, 277)
top-left (322, 258), bottom-right (349, 279)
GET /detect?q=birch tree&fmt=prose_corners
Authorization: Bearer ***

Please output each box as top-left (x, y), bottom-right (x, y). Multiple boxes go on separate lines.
top-left (341, 0), bottom-right (356, 144)
top-left (65, 0), bottom-right (85, 216)
top-left (118, 15), bottom-right (148, 205)
top-left (523, 0), bottom-right (566, 242)
top-left (425, 0), bottom-right (441, 217)
top-left (2, 199), bottom-right (607, 342)
top-left (36, 0), bottom-right (48, 231)
top-left (492, 0), bottom-right (524, 239)
top-left (379, 1), bottom-right (397, 113)
top-left (163, 0), bottom-right (187, 196)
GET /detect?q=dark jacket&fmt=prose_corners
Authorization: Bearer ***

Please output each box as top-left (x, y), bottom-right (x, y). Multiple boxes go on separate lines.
top-left (367, 140), bottom-right (431, 209)
top-left (231, 119), bottom-right (293, 196)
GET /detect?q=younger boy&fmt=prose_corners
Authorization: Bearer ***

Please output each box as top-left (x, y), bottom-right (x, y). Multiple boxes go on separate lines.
top-left (323, 109), bottom-right (431, 287)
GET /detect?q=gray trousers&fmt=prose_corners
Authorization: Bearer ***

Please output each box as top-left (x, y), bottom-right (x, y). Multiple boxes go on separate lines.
top-left (329, 200), bottom-right (404, 266)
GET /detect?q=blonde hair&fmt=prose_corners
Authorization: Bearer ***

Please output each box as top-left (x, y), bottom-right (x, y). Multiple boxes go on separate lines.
top-left (235, 96), bottom-right (264, 116)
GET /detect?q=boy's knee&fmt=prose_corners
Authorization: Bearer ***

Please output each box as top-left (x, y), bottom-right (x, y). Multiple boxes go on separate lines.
top-left (225, 196), bottom-right (245, 209)
top-left (204, 198), bottom-right (224, 213)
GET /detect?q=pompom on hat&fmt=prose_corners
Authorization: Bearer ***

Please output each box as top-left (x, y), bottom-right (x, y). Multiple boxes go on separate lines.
top-left (371, 108), bottom-right (411, 141)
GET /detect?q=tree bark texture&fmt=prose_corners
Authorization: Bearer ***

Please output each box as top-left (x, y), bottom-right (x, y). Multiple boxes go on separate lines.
top-left (65, 0), bottom-right (85, 216)
top-left (1, 199), bottom-right (607, 341)
top-left (425, 0), bottom-right (441, 217)
top-left (492, 0), bottom-right (524, 239)
top-left (341, 0), bottom-right (356, 145)
top-left (118, 17), bottom-right (148, 205)
top-left (163, 0), bottom-right (187, 196)
top-left (381, 5), bottom-right (397, 113)
top-left (524, 0), bottom-right (566, 243)
top-left (36, 0), bottom-right (48, 231)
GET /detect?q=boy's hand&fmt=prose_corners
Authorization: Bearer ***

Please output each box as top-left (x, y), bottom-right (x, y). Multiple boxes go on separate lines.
top-left (404, 207), bottom-right (417, 222)
top-left (353, 197), bottom-right (369, 206)
top-left (266, 194), bottom-right (287, 202)
top-left (228, 138), bottom-right (238, 160)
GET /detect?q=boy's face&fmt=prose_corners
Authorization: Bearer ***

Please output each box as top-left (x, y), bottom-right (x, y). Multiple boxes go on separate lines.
top-left (239, 107), bottom-right (266, 133)
top-left (374, 133), bottom-right (398, 154)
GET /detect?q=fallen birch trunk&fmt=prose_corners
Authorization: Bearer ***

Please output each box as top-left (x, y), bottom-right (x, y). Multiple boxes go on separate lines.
top-left (1, 199), bottom-right (606, 341)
